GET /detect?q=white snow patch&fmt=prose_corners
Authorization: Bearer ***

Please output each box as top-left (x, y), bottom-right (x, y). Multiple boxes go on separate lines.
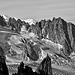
top-left (14, 17), bottom-right (18, 20)
top-left (2, 15), bottom-right (9, 22)
top-left (24, 19), bottom-right (36, 25)
top-left (21, 25), bottom-right (27, 32)
top-left (42, 39), bottom-right (63, 49)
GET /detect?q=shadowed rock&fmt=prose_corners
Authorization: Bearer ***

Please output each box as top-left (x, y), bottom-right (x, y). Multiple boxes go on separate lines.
top-left (36, 54), bottom-right (53, 75)
top-left (0, 46), bottom-right (9, 75)
top-left (12, 61), bottom-right (50, 75)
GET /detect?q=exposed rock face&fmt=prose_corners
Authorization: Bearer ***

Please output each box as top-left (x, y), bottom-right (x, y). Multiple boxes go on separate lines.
top-left (29, 17), bottom-right (75, 57)
top-left (36, 54), bottom-right (53, 75)
top-left (0, 46), bottom-right (9, 75)
top-left (26, 42), bottom-right (40, 61)
top-left (8, 17), bottom-right (22, 32)
top-left (0, 15), bottom-right (7, 26)
top-left (0, 17), bottom-right (29, 33)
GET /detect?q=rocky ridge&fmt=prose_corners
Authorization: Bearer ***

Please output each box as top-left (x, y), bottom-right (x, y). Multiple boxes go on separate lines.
top-left (0, 14), bottom-right (75, 61)
top-left (0, 14), bottom-right (75, 74)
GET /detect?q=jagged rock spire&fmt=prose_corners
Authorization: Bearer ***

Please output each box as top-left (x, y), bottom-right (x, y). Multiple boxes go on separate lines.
top-left (36, 54), bottom-right (53, 75)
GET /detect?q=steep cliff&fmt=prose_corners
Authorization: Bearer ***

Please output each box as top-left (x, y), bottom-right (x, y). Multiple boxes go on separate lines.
top-left (29, 17), bottom-right (75, 57)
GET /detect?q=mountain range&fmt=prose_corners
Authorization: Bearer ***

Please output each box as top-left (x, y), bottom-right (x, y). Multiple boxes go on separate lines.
top-left (0, 14), bottom-right (75, 74)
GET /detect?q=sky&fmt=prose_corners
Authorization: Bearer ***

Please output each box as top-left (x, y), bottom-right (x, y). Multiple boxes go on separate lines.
top-left (0, 0), bottom-right (75, 23)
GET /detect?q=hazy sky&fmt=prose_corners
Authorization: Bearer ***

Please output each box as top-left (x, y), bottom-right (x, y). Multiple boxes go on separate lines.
top-left (0, 0), bottom-right (75, 23)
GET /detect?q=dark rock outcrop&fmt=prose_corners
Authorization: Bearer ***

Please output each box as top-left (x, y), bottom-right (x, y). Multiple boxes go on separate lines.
top-left (0, 15), bottom-right (7, 26)
top-left (0, 46), bottom-right (9, 75)
top-left (8, 17), bottom-right (30, 32)
top-left (12, 62), bottom-right (34, 75)
top-left (20, 37), bottom-right (41, 61)
top-left (26, 42), bottom-right (40, 61)
top-left (36, 54), bottom-right (53, 75)
top-left (12, 62), bottom-right (48, 75)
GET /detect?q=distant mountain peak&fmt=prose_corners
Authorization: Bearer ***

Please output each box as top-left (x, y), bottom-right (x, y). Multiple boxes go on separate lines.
top-left (2, 15), bottom-right (10, 22)
top-left (24, 19), bottom-right (36, 25)
top-left (0, 14), bottom-right (36, 25)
